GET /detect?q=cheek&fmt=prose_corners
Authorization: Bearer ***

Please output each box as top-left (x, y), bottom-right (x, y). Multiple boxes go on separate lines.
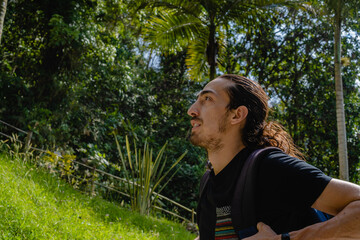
top-left (204, 112), bottom-right (222, 127)
top-left (202, 105), bottom-right (229, 126)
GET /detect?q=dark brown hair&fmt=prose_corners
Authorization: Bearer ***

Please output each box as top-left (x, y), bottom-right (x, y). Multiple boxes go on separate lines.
top-left (218, 74), bottom-right (304, 160)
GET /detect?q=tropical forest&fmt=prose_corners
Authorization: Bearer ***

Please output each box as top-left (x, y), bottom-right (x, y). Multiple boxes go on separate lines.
top-left (0, 0), bottom-right (359, 239)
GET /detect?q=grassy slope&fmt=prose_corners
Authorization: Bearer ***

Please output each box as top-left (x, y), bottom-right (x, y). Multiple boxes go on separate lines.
top-left (0, 154), bottom-right (196, 240)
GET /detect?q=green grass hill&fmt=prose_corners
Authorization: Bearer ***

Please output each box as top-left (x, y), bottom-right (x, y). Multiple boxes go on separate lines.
top-left (0, 153), bottom-right (196, 240)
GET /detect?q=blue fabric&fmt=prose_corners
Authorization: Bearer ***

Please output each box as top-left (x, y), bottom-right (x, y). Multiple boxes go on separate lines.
top-left (314, 209), bottom-right (332, 222)
top-left (238, 226), bottom-right (258, 239)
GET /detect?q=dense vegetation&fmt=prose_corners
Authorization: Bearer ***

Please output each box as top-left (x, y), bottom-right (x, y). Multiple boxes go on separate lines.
top-left (0, 0), bottom-right (359, 223)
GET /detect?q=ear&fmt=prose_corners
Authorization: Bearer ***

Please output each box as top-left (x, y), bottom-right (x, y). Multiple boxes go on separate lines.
top-left (230, 106), bottom-right (248, 125)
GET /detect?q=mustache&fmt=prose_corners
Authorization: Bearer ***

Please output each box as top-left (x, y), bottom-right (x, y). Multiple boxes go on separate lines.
top-left (191, 117), bottom-right (202, 122)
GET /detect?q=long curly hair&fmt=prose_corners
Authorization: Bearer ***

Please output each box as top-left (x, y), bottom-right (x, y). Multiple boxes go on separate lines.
top-left (219, 74), bottom-right (304, 160)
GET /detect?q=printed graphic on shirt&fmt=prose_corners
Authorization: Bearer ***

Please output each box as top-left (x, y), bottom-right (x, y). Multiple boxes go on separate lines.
top-left (215, 205), bottom-right (238, 240)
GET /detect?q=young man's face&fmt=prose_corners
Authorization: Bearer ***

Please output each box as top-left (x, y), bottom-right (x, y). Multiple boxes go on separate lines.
top-left (187, 78), bottom-right (233, 151)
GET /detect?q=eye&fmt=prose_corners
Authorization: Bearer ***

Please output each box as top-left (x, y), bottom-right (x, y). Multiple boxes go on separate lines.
top-left (204, 96), bottom-right (211, 101)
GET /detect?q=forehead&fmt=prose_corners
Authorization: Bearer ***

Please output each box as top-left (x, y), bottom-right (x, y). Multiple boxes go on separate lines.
top-left (200, 78), bottom-right (233, 98)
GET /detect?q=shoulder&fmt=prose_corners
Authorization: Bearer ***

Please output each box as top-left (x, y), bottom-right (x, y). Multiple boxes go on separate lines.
top-left (257, 149), bottom-right (332, 207)
top-left (262, 150), bottom-right (331, 180)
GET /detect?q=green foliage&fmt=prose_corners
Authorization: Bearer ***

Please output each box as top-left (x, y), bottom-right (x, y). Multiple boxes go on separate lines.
top-left (223, 7), bottom-right (360, 178)
top-left (42, 151), bottom-right (76, 179)
top-left (1, 0), bottom-right (360, 223)
top-left (48, 14), bottom-right (80, 46)
top-left (114, 135), bottom-right (187, 215)
top-left (77, 143), bottom-right (109, 169)
top-left (141, 0), bottom-right (310, 80)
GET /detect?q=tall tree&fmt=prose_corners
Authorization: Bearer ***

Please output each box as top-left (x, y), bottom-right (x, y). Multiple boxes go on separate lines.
top-left (0, 0), bottom-right (7, 44)
top-left (333, 0), bottom-right (348, 181)
top-left (141, 0), bottom-right (307, 80)
top-left (322, 0), bottom-right (359, 180)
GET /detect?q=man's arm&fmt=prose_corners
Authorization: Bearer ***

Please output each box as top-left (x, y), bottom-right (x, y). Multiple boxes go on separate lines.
top-left (246, 178), bottom-right (360, 240)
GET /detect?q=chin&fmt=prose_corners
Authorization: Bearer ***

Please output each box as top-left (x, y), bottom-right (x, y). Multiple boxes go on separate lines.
top-left (189, 135), bottom-right (203, 147)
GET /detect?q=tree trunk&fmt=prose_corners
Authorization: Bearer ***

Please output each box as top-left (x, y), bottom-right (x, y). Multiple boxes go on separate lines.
top-left (334, 1), bottom-right (349, 181)
top-left (0, 0), bottom-right (7, 44)
top-left (207, 21), bottom-right (216, 80)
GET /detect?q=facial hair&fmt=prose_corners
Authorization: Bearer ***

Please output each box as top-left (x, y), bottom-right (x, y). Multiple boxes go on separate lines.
top-left (189, 110), bottom-right (231, 152)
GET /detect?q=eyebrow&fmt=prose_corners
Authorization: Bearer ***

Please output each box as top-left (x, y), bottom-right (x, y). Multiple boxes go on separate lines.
top-left (196, 89), bottom-right (217, 98)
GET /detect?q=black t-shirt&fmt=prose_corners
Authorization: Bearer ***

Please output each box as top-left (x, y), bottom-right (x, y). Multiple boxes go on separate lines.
top-left (197, 148), bottom-right (332, 240)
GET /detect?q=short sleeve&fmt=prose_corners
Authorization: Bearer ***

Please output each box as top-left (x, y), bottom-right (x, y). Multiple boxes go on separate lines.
top-left (256, 150), bottom-right (332, 213)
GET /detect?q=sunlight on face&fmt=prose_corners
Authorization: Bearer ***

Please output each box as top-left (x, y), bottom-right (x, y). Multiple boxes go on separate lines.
top-left (187, 78), bottom-right (233, 151)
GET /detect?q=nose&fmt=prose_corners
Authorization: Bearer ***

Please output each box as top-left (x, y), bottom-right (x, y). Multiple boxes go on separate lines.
top-left (187, 102), bottom-right (199, 117)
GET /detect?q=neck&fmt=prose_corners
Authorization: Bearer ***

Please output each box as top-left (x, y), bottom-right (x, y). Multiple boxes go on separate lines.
top-left (207, 134), bottom-right (245, 175)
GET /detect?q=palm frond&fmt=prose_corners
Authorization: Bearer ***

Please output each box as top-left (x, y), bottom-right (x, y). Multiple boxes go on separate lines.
top-left (144, 10), bottom-right (204, 52)
top-left (150, 0), bottom-right (204, 19)
top-left (214, 26), bottom-right (228, 70)
top-left (185, 31), bottom-right (209, 81)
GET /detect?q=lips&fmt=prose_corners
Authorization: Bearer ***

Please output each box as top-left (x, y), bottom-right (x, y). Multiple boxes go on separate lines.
top-left (190, 120), bottom-right (202, 131)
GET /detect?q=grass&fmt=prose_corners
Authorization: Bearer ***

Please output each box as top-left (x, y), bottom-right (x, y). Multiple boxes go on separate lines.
top-left (0, 153), bottom-right (196, 239)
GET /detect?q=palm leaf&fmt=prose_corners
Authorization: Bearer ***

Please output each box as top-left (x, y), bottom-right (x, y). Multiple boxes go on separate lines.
top-left (185, 29), bottom-right (209, 80)
top-left (214, 26), bottom-right (227, 70)
top-left (149, 0), bottom-right (204, 19)
top-left (144, 10), bottom-right (203, 52)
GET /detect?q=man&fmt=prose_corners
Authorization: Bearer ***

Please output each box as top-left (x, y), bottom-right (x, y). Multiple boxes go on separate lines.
top-left (188, 74), bottom-right (360, 240)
